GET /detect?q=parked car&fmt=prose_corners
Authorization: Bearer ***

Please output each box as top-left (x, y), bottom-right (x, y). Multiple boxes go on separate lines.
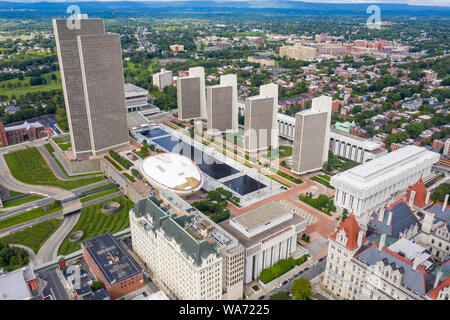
top-left (318, 257), bottom-right (324, 262)
top-left (282, 281), bottom-right (288, 286)
top-left (258, 296), bottom-right (265, 300)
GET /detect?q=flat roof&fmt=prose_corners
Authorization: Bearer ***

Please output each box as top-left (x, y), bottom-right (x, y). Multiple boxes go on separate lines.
top-left (82, 232), bottom-right (142, 286)
top-left (233, 202), bottom-right (291, 232)
top-left (331, 145), bottom-right (440, 195)
top-left (141, 153), bottom-right (203, 192)
top-left (0, 266), bottom-right (34, 300)
top-left (220, 210), bottom-right (306, 249)
top-left (124, 83), bottom-right (148, 96)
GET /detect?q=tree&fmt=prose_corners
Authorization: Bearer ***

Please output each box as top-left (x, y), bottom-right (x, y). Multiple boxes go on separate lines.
top-left (290, 278), bottom-right (313, 300)
top-left (91, 280), bottom-right (104, 291)
top-left (270, 291), bottom-right (292, 300)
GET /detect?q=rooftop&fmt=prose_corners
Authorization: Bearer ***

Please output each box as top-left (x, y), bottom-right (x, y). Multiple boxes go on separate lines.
top-left (140, 153), bottom-right (203, 193)
top-left (0, 266), bottom-right (35, 300)
top-left (331, 146), bottom-right (440, 195)
top-left (132, 196), bottom-right (218, 266)
top-left (232, 202), bottom-right (291, 232)
top-left (81, 232), bottom-right (142, 286)
top-left (124, 83), bottom-right (148, 97)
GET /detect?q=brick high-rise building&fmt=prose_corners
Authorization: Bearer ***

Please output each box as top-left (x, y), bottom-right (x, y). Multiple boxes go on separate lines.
top-left (53, 16), bottom-right (129, 157)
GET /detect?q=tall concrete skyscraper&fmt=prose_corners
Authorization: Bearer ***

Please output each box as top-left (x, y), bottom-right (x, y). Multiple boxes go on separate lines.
top-left (291, 95), bottom-right (332, 174)
top-left (177, 67), bottom-right (206, 121)
top-left (53, 16), bottom-right (129, 157)
top-left (244, 84), bottom-right (278, 153)
top-left (206, 74), bottom-right (237, 135)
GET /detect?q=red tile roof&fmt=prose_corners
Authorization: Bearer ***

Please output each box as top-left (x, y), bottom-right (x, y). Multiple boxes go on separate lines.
top-left (428, 277), bottom-right (450, 299)
top-left (330, 213), bottom-right (364, 250)
top-left (405, 176), bottom-right (428, 208)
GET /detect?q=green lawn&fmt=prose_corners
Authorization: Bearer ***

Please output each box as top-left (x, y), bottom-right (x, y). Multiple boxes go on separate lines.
top-left (80, 187), bottom-right (121, 203)
top-left (311, 174), bottom-right (334, 189)
top-left (58, 196), bottom-right (134, 255)
top-left (0, 70), bottom-right (62, 98)
top-left (4, 147), bottom-right (103, 190)
top-left (104, 156), bottom-right (123, 171)
top-left (1, 219), bottom-right (63, 254)
top-left (2, 194), bottom-right (44, 208)
top-left (0, 202), bottom-right (62, 231)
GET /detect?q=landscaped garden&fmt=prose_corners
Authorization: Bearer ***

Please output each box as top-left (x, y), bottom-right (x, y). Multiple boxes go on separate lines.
top-left (259, 255), bottom-right (309, 284)
top-left (299, 193), bottom-right (335, 216)
top-left (5, 147), bottom-right (103, 190)
top-left (191, 188), bottom-right (233, 223)
top-left (1, 219), bottom-right (62, 254)
top-left (311, 174), bottom-right (334, 189)
top-left (58, 196), bottom-right (134, 255)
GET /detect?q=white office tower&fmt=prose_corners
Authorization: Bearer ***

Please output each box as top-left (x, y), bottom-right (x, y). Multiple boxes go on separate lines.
top-left (331, 145), bottom-right (440, 225)
top-left (206, 74), bottom-right (238, 135)
top-left (260, 83), bottom-right (279, 151)
top-left (311, 95), bottom-right (332, 164)
top-left (152, 68), bottom-right (173, 90)
top-left (291, 111), bottom-right (329, 174)
top-left (244, 84), bottom-right (279, 153)
top-left (177, 67), bottom-right (206, 121)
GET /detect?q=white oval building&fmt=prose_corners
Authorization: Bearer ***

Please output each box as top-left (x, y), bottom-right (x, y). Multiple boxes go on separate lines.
top-left (140, 152), bottom-right (203, 196)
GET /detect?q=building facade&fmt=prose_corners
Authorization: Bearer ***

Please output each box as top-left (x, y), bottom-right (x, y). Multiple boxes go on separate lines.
top-left (291, 109), bottom-right (328, 174)
top-left (130, 191), bottom-right (245, 300)
top-left (330, 129), bottom-right (387, 164)
top-left (177, 67), bottom-right (206, 121)
top-left (331, 146), bottom-right (440, 223)
top-left (153, 68), bottom-right (173, 90)
top-left (53, 16), bottom-right (129, 157)
top-left (322, 214), bottom-right (449, 300)
top-left (219, 202), bottom-right (307, 284)
top-left (0, 120), bottom-right (49, 146)
top-left (206, 74), bottom-right (238, 135)
top-left (244, 84), bottom-right (278, 153)
top-left (81, 232), bottom-right (144, 300)
top-left (124, 84), bottom-right (149, 112)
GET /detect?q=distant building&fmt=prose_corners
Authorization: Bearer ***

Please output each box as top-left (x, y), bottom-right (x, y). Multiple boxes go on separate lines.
top-left (81, 232), bottom-right (144, 300)
top-left (206, 74), bottom-right (238, 135)
top-left (177, 67), bottom-right (206, 120)
top-left (219, 202), bottom-right (307, 284)
top-left (0, 266), bottom-right (40, 300)
top-left (279, 43), bottom-right (318, 61)
top-left (291, 96), bottom-right (332, 174)
top-left (124, 84), bottom-right (149, 112)
top-left (53, 16), bottom-right (129, 157)
top-left (402, 99), bottom-right (423, 111)
top-left (247, 56), bottom-right (275, 66)
top-left (444, 139), bottom-right (450, 157)
top-left (0, 120), bottom-right (50, 146)
top-left (152, 68), bottom-right (173, 90)
top-left (170, 44), bottom-right (184, 52)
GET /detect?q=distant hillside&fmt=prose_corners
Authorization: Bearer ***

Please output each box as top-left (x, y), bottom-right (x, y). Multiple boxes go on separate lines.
top-left (0, 0), bottom-right (449, 19)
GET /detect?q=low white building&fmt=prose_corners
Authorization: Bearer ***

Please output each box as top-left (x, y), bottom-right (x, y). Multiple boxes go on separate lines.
top-left (331, 145), bottom-right (440, 223)
top-left (219, 202), bottom-right (307, 284)
top-left (330, 129), bottom-right (387, 163)
top-left (124, 83), bottom-right (149, 112)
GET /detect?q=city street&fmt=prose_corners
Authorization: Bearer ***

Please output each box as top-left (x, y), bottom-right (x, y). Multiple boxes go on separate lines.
top-left (262, 258), bottom-right (327, 300)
